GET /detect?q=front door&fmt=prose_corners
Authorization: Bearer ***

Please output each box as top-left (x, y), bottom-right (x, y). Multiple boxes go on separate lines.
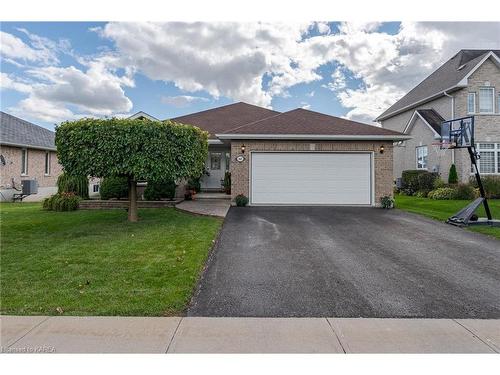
top-left (201, 151), bottom-right (230, 190)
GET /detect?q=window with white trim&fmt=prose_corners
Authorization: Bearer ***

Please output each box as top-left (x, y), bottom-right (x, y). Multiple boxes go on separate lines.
top-left (467, 92), bottom-right (476, 114)
top-left (476, 143), bottom-right (500, 174)
top-left (44, 151), bottom-right (51, 175)
top-left (479, 87), bottom-right (494, 113)
top-left (416, 146), bottom-right (428, 170)
top-left (21, 148), bottom-right (28, 175)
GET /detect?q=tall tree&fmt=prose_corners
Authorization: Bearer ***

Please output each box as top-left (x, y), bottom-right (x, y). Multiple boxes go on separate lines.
top-left (56, 118), bottom-right (208, 221)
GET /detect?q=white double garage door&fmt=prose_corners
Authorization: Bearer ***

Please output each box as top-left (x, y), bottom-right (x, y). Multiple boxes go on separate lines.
top-left (250, 152), bottom-right (373, 206)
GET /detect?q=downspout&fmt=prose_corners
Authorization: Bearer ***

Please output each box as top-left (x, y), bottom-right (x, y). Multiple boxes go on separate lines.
top-left (443, 90), bottom-right (455, 164)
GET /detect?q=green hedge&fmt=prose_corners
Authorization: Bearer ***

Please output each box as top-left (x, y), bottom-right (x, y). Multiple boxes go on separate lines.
top-left (401, 170), bottom-right (439, 195)
top-left (469, 175), bottom-right (500, 199)
top-left (43, 192), bottom-right (80, 211)
top-left (57, 173), bottom-right (89, 198)
top-left (100, 176), bottom-right (129, 200)
top-left (143, 179), bottom-right (176, 201)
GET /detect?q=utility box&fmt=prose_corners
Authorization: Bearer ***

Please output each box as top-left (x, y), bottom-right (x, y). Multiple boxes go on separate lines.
top-left (395, 177), bottom-right (403, 189)
top-left (22, 180), bottom-right (38, 195)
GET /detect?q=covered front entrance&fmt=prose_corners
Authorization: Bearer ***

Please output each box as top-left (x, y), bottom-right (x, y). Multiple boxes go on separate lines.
top-left (200, 148), bottom-right (230, 191)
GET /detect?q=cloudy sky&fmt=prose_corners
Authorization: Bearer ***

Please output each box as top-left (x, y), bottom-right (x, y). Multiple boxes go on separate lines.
top-left (1, 21), bottom-right (499, 129)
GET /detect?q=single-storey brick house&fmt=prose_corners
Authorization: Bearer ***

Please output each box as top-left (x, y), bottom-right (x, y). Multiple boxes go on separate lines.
top-left (0, 111), bottom-right (62, 201)
top-left (135, 103), bottom-right (409, 206)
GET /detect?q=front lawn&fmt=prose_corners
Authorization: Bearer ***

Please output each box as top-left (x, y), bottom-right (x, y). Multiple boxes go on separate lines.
top-left (0, 203), bottom-right (222, 316)
top-left (395, 195), bottom-right (500, 239)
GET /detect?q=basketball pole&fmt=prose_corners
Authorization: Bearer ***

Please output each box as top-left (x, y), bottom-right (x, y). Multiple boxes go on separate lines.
top-left (467, 146), bottom-right (493, 221)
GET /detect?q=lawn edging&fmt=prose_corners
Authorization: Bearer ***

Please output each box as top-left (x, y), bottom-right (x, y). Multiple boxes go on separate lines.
top-left (79, 199), bottom-right (183, 209)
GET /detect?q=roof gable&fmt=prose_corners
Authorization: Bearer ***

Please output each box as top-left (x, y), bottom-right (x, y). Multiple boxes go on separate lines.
top-left (376, 49), bottom-right (500, 121)
top-left (403, 109), bottom-right (443, 138)
top-left (169, 102), bottom-right (280, 138)
top-left (0, 112), bottom-right (56, 150)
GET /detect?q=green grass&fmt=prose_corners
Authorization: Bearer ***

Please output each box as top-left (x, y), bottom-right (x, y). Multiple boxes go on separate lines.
top-left (395, 195), bottom-right (500, 239)
top-left (0, 203), bottom-right (222, 316)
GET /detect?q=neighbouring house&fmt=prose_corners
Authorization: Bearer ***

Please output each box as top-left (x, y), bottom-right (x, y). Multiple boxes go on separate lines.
top-left (135, 102), bottom-right (408, 206)
top-left (376, 49), bottom-right (500, 183)
top-left (0, 111), bottom-right (63, 201)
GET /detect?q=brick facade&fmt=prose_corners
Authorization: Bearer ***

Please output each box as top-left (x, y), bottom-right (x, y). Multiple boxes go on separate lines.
top-left (0, 145), bottom-right (62, 201)
top-left (381, 55), bottom-right (500, 183)
top-left (230, 140), bottom-right (393, 206)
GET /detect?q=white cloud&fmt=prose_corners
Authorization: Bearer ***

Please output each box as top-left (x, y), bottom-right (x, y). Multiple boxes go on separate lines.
top-left (3, 22), bottom-right (500, 125)
top-left (0, 30), bottom-right (61, 65)
top-left (1, 72), bottom-right (32, 93)
top-left (300, 102), bottom-right (311, 109)
top-left (312, 22), bottom-right (500, 122)
top-left (161, 95), bottom-right (209, 108)
top-left (101, 22), bottom-right (315, 107)
top-left (4, 55), bottom-right (134, 122)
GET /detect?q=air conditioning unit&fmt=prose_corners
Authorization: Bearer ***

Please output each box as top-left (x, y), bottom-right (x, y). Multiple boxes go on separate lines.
top-left (22, 180), bottom-right (38, 195)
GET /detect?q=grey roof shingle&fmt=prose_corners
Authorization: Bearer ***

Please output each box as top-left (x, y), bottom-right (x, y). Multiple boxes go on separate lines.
top-left (0, 111), bottom-right (56, 150)
top-left (376, 49), bottom-right (500, 121)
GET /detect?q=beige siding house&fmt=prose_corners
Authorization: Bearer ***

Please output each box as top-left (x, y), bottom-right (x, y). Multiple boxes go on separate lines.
top-left (0, 112), bottom-right (62, 201)
top-left (377, 49), bottom-right (500, 183)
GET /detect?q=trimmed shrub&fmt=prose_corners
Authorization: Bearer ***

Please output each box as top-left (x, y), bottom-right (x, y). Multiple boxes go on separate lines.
top-left (143, 179), bottom-right (176, 201)
top-left (469, 175), bottom-right (500, 199)
top-left (415, 190), bottom-right (428, 198)
top-left (380, 196), bottom-right (395, 209)
top-left (57, 173), bottom-right (89, 198)
top-left (43, 192), bottom-right (80, 211)
top-left (433, 178), bottom-right (446, 189)
top-left (448, 164), bottom-right (458, 184)
top-left (454, 183), bottom-right (476, 200)
top-left (235, 194), bottom-right (249, 207)
top-left (100, 176), bottom-right (129, 200)
top-left (428, 187), bottom-right (457, 200)
top-left (401, 170), bottom-right (438, 195)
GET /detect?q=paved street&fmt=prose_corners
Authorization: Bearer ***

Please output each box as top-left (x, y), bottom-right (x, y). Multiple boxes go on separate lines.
top-left (1, 316), bottom-right (499, 353)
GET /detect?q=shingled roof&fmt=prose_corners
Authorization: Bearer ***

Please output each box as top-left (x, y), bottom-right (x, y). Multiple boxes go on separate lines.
top-left (0, 112), bottom-right (56, 150)
top-left (415, 109), bottom-right (445, 134)
top-left (170, 102), bottom-right (280, 138)
top-left (217, 108), bottom-right (408, 140)
top-left (376, 49), bottom-right (500, 121)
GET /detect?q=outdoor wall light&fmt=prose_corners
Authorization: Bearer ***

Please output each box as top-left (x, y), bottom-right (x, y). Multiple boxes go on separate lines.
top-left (379, 145), bottom-right (385, 154)
top-left (241, 144), bottom-right (246, 153)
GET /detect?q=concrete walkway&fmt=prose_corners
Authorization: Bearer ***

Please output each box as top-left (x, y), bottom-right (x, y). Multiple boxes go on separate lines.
top-left (1, 316), bottom-right (499, 353)
top-left (176, 199), bottom-right (231, 218)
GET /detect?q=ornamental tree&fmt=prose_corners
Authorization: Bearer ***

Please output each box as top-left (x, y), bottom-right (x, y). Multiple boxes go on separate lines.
top-left (55, 118), bottom-right (208, 222)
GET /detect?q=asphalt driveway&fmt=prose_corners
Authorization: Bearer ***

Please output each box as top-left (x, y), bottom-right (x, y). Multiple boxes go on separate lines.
top-left (188, 207), bottom-right (500, 318)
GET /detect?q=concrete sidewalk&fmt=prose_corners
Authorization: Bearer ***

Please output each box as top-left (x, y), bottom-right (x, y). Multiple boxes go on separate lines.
top-left (1, 316), bottom-right (499, 353)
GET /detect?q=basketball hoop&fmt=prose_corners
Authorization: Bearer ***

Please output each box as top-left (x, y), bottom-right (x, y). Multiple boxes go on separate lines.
top-left (432, 140), bottom-right (455, 150)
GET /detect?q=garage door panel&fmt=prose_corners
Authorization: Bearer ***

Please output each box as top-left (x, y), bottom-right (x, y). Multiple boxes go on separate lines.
top-left (251, 152), bottom-right (372, 205)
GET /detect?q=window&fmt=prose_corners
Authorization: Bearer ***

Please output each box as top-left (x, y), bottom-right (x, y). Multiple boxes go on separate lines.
top-left (476, 143), bottom-right (500, 174)
top-left (210, 152), bottom-right (221, 170)
top-left (93, 184), bottom-right (100, 193)
top-left (479, 87), bottom-right (494, 113)
top-left (21, 148), bottom-right (28, 175)
top-left (44, 151), bottom-right (51, 175)
top-left (416, 146), bottom-right (428, 170)
top-left (467, 92), bottom-right (476, 114)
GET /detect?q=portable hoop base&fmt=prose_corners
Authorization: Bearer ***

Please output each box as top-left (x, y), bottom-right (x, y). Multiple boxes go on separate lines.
top-left (445, 146), bottom-right (500, 227)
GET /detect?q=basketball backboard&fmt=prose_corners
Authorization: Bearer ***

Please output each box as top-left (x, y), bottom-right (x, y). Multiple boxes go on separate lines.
top-left (440, 116), bottom-right (474, 149)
